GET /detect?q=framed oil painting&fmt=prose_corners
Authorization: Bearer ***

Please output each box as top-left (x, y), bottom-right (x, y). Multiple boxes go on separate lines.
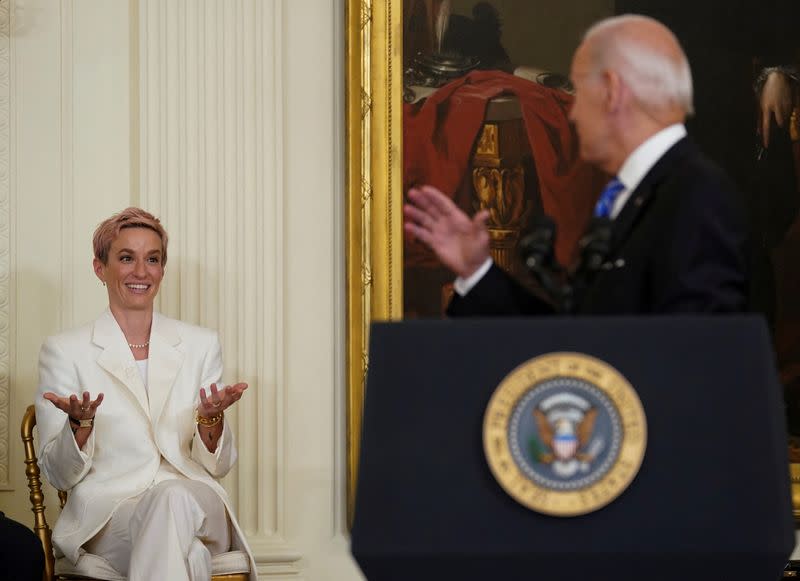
top-left (346, 0), bottom-right (800, 521)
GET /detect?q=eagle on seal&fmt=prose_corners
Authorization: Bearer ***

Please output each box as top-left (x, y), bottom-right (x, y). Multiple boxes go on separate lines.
top-left (533, 407), bottom-right (598, 465)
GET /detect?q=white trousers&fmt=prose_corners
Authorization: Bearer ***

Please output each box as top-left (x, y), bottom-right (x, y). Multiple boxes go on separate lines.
top-left (85, 479), bottom-right (231, 581)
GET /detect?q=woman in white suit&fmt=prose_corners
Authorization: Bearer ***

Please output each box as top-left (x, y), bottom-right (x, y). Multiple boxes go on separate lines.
top-left (35, 207), bottom-right (255, 580)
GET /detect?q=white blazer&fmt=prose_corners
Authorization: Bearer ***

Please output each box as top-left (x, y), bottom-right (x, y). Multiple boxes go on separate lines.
top-left (35, 309), bottom-right (256, 578)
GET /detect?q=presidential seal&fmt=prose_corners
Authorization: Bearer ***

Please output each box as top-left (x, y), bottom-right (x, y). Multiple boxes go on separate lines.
top-left (483, 352), bottom-right (646, 516)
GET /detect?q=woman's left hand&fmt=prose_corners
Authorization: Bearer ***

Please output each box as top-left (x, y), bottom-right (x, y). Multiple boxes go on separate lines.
top-left (198, 382), bottom-right (248, 418)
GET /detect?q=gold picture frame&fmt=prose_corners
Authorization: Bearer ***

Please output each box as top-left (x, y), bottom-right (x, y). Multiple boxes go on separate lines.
top-left (345, 0), bottom-right (403, 525)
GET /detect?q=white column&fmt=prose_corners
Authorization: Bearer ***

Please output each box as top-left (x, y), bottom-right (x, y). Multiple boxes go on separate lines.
top-left (5, 0), bottom-right (132, 522)
top-left (138, 0), bottom-right (302, 576)
top-left (0, 0), bottom-right (11, 490)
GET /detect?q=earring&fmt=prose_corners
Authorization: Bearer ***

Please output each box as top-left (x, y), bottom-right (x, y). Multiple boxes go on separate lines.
top-left (102, 281), bottom-right (106, 287)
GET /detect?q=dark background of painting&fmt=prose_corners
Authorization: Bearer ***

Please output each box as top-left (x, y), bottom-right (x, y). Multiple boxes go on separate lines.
top-left (449, 0), bottom-right (613, 74)
top-left (403, 0), bottom-right (800, 433)
top-left (618, 0), bottom-right (800, 435)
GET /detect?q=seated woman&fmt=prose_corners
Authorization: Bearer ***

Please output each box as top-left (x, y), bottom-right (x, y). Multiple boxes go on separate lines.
top-left (35, 207), bottom-right (255, 580)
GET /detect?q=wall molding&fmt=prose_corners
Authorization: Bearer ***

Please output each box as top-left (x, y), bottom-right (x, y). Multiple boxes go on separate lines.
top-left (58, 0), bottom-right (74, 333)
top-left (138, 0), bottom-right (299, 570)
top-left (0, 0), bottom-right (12, 490)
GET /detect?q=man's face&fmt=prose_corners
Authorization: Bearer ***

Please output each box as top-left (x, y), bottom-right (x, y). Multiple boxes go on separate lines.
top-left (568, 43), bottom-right (611, 168)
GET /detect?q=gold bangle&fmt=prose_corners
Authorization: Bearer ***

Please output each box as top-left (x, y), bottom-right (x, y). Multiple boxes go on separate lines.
top-left (196, 410), bottom-right (224, 427)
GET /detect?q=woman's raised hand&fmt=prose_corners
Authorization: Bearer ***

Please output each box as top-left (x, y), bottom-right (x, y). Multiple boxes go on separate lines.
top-left (43, 390), bottom-right (104, 419)
top-left (198, 382), bottom-right (248, 418)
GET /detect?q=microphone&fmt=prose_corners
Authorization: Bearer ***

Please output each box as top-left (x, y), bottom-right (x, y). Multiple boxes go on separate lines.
top-left (518, 215), bottom-right (568, 311)
top-left (576, 217), bottom-right (613, 274)
top-left (557, 217), bottom-right (612, 315)
top-left (516, 216), bottom-right (614, 315)
top-left (519, 215), bottom-right (558, 273)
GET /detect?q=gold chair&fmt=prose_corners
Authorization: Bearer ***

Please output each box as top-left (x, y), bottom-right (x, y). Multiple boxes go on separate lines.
top-left (21, 405), bottom-right (249, 581)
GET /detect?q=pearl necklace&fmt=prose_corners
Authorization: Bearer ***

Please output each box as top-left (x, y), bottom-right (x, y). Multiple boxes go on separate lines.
top-left (128, 340), bottom-right (150, 349)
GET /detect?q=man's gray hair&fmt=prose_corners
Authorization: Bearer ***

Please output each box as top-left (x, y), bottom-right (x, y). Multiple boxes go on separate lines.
top-left (584, 15), bottom-right (694, 116)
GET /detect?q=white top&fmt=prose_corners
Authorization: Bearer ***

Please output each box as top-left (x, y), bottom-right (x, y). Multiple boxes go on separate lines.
top-left (454, 124), bottom-right (687, 297)
top-left (136, 358), bottom-right (149, 389)
top-left (133, 357), bottom-right (184, 484)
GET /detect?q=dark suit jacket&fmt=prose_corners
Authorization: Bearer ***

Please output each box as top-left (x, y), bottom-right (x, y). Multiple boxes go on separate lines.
top-left (0, 512), bottom-right (45, 581)
top-left (448, 137), bottom-right (749, 316)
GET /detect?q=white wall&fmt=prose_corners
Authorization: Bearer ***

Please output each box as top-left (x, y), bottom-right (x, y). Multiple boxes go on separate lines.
top-left (1, 0), bottom-right (361, 579)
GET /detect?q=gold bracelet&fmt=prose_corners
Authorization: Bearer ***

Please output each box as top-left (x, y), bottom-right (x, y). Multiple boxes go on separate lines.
top-left (196, 410), bottom-right (224, 427)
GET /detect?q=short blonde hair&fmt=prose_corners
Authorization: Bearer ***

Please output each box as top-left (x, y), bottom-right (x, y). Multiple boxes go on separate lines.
top-left (92, 207), bottom-right (169, 267)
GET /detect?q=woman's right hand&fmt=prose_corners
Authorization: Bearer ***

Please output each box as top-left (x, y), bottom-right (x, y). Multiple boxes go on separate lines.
top-left (43, 391), bottom-right (103, 448)
top-left (43, 391), bottom-right (104, 421)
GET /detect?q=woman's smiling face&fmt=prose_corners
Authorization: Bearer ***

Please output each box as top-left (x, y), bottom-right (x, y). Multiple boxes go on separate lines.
top-left (94, 227), bottom-right (165, 313)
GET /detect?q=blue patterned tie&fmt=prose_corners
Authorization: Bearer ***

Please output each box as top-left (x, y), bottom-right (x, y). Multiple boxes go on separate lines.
top-left (594, 178), bottom-right (625, 219)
